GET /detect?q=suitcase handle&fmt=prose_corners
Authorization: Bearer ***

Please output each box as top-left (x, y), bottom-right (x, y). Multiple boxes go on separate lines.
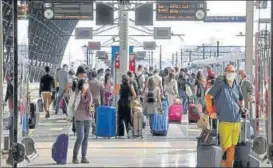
top-left (209, 118), bottom-right (219, 135)
top-left (242, 116), bottom-right (248, 144)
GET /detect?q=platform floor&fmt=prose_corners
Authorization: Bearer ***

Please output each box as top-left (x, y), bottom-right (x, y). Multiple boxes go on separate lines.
top-left (1, 113), bottom-right (201, 167)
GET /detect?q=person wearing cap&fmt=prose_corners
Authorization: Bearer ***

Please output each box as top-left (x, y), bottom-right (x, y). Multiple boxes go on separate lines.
top-left (239, 69), bottom-right (254, 109)
top-left (207, 64), bottom-right (247, 167)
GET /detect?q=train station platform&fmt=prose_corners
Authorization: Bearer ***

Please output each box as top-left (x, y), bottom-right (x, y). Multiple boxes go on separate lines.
top-left (1, 114), bottom-right (200, 167)
top-left (1, 83), bottom-right (201, 167)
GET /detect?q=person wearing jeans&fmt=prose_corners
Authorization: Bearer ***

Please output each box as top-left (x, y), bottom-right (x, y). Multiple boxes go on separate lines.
top-left (177, 69), bottom-right (189, 113)
top-left (55, 64), bottom-right (69, 114)
top-left (68, 66), bottom-right (92, 164)
top-left (179, 90), bottom-right (188, 114)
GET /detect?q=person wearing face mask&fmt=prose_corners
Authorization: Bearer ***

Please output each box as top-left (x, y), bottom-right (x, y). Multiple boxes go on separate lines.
top-left (238, 70), bottom-right (254, 110)
top-left (207, 65), bottom-right (247, 167)
top-left (55, 64), bottom-right (69, 115)
top-left (68, 76), bottom-right (92, 164)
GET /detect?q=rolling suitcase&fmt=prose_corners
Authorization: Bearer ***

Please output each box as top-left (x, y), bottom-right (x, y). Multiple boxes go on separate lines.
top-left (133, 110), bottom-right (143, 138)
top-left (37, 99), bottom-right (43, 113)
top-left (150, 100), bottom-right (169, 136)
top-left (52, 123), bottom-right (69, 164)
top-left (197, 119), bottom-right (222, 167)
top-left (96, 106), bottom-right (116, 138)
top-left (29, 103), bottom-right (39, 129)
top-left (234, 117), bottom-right (252, 168)
top-left (168, 104), bottom-right (183, 123)
top-left (188, 103), bottom-right (202, 123)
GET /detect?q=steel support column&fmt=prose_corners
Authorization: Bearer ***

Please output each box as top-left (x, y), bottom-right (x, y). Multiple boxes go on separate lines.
top-left (117, 4), bottom-right (129, 84)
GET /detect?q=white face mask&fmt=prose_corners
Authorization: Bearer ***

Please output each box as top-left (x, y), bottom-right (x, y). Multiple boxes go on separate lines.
top-left (83, 83), bottom-right (89, 90)
top-left (226, 73), bottom-right (236, 81)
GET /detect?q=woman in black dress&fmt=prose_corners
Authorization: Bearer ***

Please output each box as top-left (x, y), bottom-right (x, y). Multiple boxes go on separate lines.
top-left (117, 74), bottom-right (136, 138)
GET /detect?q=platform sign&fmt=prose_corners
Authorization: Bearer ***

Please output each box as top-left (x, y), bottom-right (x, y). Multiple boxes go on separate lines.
top-left (88, 41), bottom-right (100, 50)
top-left (143, 41), bottom-right (156, 50)
top-left (75, 27), bottom-right (93, 39)
top-left (204, 16), bottom-right (246, 23)
top-left (43, 0), bottom-right (93, 20)
top-left (154, 27), bottom-right (171, 40)
top-left (156, 1), bottom-right (207, 21)
top-left (136, 51), bottom-right (146, 60)
top-left (96, 51), bottom-right (107, 60)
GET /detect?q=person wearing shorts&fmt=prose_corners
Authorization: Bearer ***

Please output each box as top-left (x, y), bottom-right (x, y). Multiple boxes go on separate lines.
top-left (207, 65), bottom-right (246, 167)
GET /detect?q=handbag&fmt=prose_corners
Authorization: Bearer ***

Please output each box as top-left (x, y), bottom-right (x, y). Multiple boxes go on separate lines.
top-left (67, 90), bottom-right (80, 117)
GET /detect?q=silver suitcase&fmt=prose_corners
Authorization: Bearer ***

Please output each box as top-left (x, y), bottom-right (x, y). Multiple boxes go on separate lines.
top-left (197, 145), bottom-right (222, 167)
top-left (197, 119), bottom-right (222, 167)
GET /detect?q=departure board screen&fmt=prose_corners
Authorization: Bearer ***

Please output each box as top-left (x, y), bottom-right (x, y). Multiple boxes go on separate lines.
top-left (43, 0), bottom-right (93, 20)
top-left (156, 1), bottom-right (207, 21)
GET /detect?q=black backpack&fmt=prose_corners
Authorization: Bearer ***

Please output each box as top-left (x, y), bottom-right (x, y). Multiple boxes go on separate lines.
top-left (135, 73), bottom-right (143, 91)
top-left (148, 73), bottom-right (153, 78)
top-left (147, 88), bottom-right (156, 103)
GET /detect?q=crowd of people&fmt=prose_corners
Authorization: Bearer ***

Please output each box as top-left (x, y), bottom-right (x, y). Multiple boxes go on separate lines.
top-left (2, 62), bottom-right (254, 165)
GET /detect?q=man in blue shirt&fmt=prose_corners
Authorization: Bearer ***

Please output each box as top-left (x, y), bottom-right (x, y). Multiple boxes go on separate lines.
top-left (207, 64), bottom-right (247, 167)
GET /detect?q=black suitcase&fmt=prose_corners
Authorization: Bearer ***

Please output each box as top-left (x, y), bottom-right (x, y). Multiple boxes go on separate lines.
top-left (29, 103), bottom-right (37, 129)
top-left (37, 99), bottom-right (43, 113)
top-left (234, 118), bottom-right (252, 168)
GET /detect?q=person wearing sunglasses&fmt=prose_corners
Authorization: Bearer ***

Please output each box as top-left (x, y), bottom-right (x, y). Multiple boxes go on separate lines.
top-left (207, 64), bottom-right (247, 167)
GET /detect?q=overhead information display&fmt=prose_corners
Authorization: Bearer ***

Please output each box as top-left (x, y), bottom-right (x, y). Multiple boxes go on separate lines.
top-left (43, 0), bottom-right (93, 20)
top-left (156, 1), bottom-right (207, 21)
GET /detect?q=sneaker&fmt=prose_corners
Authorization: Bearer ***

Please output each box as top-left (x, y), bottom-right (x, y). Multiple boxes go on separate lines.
top-left (81, 157), bottom-right (89, 163)
top-left (72, 157), bottom-right (79, 164)
top-left (45, 113), bottom-right (50, 118)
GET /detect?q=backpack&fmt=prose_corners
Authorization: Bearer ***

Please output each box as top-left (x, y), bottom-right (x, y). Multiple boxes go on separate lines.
top-left (147, 88), bottom-right (156, 103)
top-left (148, 73), bottom-right (153, 78)
top-left (135, 73), bottom-right (143, 91)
